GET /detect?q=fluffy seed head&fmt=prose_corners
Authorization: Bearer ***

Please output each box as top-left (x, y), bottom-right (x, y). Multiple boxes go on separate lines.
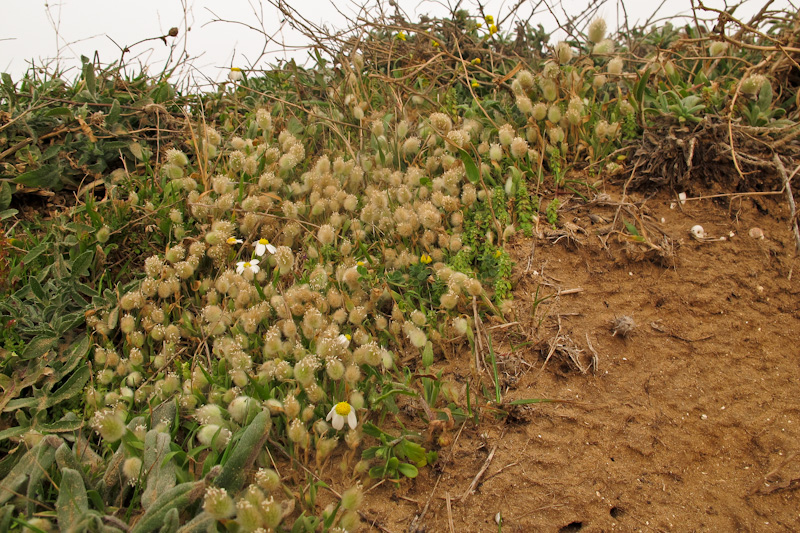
top-left (122, 457), bottom-right (142, 485)
top-left (540, 79), bottom-right (558, 102)
top-left (555, 41), bottom-right (573, 64)
top-left (516, 69), bottom-right (535, 91)
top-left (429, 112), bottom-right (453, 134)
top-left (255, 468), bottom-right (281, 493)
top-left (91, 409), bottom-right (127, 442)
top-left (510, 137), bottom-right (528, 159)
top-left (547, 105), bottom-right (562, 124)
top-left (341, 485), bottom-right (364, 511)
top-left (197, 424), bottom-right (231, 451)
top-left (203, 487), bottom-right (235, 519)
top-left (498, 124), bottom-right (515, 146)
top-left (740, 74), bottom-right (768, 96)
top-left (593, 39), bottom-right (615, 55)
top-left (318, 224), bottom-right (336, 246)
top-left (607, 57), bottom-right (624, 75)
top-left (588, 18), bottom-right (607, 44)
top-left (709, 41), bottom-right (728, 57)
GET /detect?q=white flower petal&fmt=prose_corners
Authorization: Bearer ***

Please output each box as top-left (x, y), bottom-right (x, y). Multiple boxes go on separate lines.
top-left (347, 410), bottom-right (357, 429)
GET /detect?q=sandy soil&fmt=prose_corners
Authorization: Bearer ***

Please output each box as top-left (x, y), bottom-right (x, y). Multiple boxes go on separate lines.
top-left (359, 185), bottom-right (800, 533)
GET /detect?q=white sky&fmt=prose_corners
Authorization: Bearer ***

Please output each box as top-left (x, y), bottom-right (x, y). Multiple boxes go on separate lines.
top-left (0, 0), bottom-right (790, 88)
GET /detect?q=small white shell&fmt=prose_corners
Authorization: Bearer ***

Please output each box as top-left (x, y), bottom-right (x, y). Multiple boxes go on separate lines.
top-left (690, 225), bottom-right (706, 239)
top-left (748, 227), bottom-right (765, 239)
top-left (678, 192), bottom-right (687, 205)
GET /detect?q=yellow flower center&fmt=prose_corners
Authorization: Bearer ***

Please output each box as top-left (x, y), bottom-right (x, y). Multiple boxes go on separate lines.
top-left (243, 262), bottom-right (251, 268)
top-left (335, 402), bottom-right (351, 416)
top-left (345, 334), bottom-right (351, 341)
top-left (259, 238), bottom-right (269, 245)
top-left (227, 237), bottom-right (237, 244)
top-left (494, 250), bottom-right (502, 258)
top-left (231, 67), bottom-right (242, 72)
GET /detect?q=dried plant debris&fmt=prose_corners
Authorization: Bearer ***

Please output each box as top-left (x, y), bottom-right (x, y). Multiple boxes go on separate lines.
top-left (611, 315), bottom-right (636, 338)
top-left (538, 335), bottom-right (595, 374)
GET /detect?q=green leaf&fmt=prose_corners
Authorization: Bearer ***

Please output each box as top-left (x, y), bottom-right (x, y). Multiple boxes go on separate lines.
top-left (73, 281), bottom-right (99, 298)
top-left (57, 468), bottom-right (89, 531)
top-left (149, 83), bottom-right (173, 103)
top-left (369, 465), bottom-right (389, 478)
top-left (29, 275), bottom-right (46, 300)
top-left (71, 250), bottom-right (94, 278)
top-left (458, 147), bottom-right (480, 184)
top-left (21, 335), bottom-right (57, 360)
top-left (0, 426), bottom-right (28, 443)
top-left (0, 182), bottom-right (11, 211)
top-left (42, 366), bottom-right (90, 410)
top-left (1, 72), bottom-right (16, 106)
top-left (37, 417), bottom-right (84, 433)
top-left (107, 99), bottom-right (121, 124)
top-left (81, 56), bottom-right (96, 98)
top-left (287, 116), bottom-right (304, 135)
top-left (422, 341), bottom-right (434, 368)
top-left (399, 440), bottom-right (427, 465)
top-left (41, 144), bottom-right (63, 162)
top-left (43, 107), bottom-right (74, 118)
top-left (13, 164), bottom-right (62, 189)
top-left (623, 219), bottom-right (645, 242)
top-left (0, 209), bottom-right (17, 221)
top-left (397, 462), bottom-right (418, 478)
top-left (633, 68), bottom-right (651, 107)
top-left (361, 422), bottom-right (392, 441)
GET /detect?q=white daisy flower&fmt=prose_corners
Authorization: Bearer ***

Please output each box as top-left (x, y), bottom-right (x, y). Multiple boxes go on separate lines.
top-left (226, 237), bottom-right (243, 245)
top-left (228, 68), bottom-right (244, 82)
top-left (336, 334), bottom-right (351, 348)
top-left (326, 401), bottom-right (357, 431)
top-left (254, 238), bottom-right (276, 257)
top-left (235, 259), bottom-right (260, 275)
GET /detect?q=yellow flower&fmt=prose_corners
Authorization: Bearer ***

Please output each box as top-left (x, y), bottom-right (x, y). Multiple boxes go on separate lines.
top-left (489, 24), bottom-right (498, 35)
top-left (485, 15), bottom-right (494, 24)
top-left (494, 249), bottom-right (502, 258)
top-left (420, 254), bottom-right (432, 264)
top-left (432, 41), bottom-right (440, 47)
top-left (471, 81), bottom-right (480, 88)
top-left (326, 401), bottom-right (357, 430)
top-left (471, 58), bottom-right (481, 65)
top-left (476, 22), bottom-right (483, 28)
top-left (397, 32), bottom-right (407, 41)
